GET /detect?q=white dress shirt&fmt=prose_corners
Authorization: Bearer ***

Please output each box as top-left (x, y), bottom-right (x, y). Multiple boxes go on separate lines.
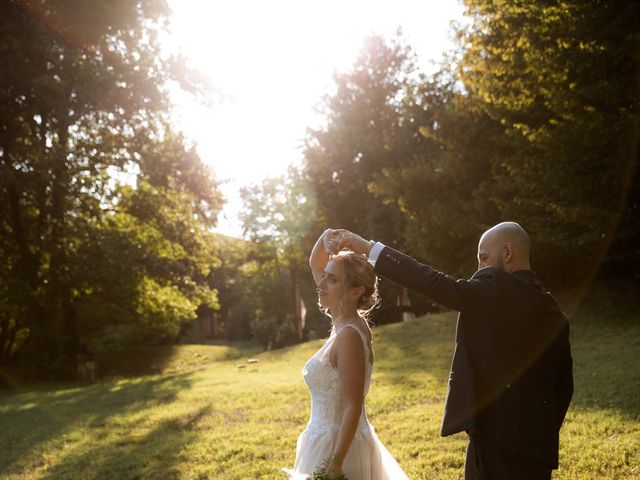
top-left (367, 242), bottom-right (385, 268)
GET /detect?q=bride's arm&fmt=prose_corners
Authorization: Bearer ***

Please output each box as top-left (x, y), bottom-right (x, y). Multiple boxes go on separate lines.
top-left (328, 328), bottom-right (366, 476)
top-left (309, 229), bottom-right (336, 285)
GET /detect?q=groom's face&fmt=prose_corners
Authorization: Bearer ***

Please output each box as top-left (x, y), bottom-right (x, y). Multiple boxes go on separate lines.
top-left (477, 233), bottom-right (504, 271)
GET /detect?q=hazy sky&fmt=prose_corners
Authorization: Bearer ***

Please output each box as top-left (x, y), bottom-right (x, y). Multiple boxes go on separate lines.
top-left (164, 0), bottom-right (466, 237)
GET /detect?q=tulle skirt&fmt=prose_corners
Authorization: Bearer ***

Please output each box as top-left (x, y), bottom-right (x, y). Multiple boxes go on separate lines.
top-left (282, 425), bottom-right (410, 480)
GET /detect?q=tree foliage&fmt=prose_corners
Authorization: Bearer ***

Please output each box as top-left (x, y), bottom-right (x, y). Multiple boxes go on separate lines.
top-left (6, 0), bottom-right (637, 371)
top-left (370, 74), bottom-right (502, 276)
top-left (303, 34), bottom-right (416, 246)
top-left (362, 3), bottom-right (639, 284)
top-left (453, 0), bottom-right (640, 284)
top-left (302, 34), bottom-right (430, 323)
top-left (238, 167), bottom-right (324, 343)
top-left (0, 0), bottom-right (222, 376)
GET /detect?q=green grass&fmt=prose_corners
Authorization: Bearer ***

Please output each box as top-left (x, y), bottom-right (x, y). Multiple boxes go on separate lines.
top-left (1, 306), bottom-right (639, 479)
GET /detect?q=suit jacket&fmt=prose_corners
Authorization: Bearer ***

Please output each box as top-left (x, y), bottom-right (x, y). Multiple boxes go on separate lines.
top-left (375, 246), bottom-right (573, 468)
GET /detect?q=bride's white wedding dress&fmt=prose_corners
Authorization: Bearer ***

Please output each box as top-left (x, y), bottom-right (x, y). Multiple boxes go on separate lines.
top-left (283, 324), bottom-right (410, 480)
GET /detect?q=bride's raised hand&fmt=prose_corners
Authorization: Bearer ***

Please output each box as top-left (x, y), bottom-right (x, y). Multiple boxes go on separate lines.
top-left (322, 229), bottom-right (340, 254)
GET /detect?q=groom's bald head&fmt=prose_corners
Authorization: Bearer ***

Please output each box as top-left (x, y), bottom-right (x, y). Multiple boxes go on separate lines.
top-left (477, 222), bottom-right (531, 272)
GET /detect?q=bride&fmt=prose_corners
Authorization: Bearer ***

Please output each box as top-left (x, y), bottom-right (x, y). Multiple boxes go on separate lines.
top-left (283, 229), bottom-right (410, 480)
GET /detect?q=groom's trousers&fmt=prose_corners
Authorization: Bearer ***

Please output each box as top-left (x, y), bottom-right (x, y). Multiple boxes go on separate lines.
top-left (464, 437), bottom-right (552, 480)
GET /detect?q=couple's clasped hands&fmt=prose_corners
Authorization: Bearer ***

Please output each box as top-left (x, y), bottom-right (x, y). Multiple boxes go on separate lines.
top-left (322, 229), bottom-right (371, 256)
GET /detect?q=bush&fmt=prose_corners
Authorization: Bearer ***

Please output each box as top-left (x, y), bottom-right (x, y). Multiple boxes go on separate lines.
top-left (251, 315), bottom-right (298, 349)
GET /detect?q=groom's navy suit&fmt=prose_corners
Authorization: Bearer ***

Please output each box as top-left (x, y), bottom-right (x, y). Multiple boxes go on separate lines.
top-left (374, 246), bottom-right (573, 471)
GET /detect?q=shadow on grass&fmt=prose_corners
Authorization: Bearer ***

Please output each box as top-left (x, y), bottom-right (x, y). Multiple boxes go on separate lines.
top-left (89, 342), bottom-right (263, 380)
top-left (38, 403), bottom-right (212, 480)
top-left (0, 372), bottom-right (195, 478)
top-left (95, 345), bottom-right (186, 378)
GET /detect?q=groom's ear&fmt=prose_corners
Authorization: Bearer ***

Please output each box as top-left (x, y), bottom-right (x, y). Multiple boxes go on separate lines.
top-left (503, 242), bottom-right (513, 262)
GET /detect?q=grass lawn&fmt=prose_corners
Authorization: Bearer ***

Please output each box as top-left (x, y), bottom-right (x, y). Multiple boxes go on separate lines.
top-left (1, 301), bottom-right (638, 479)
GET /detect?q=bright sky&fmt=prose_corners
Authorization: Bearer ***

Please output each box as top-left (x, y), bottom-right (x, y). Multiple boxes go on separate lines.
top-left (164, 0), bottom-right (466, 237)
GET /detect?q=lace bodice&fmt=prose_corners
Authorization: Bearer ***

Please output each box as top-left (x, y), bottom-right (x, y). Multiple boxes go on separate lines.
top-left (302, 323), bottom-right (373, 437)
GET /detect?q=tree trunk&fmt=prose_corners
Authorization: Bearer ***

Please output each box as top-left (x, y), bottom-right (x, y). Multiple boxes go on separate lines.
top-left (6, 145), bottom-right (45, 370)
top-left (46, 125), bottom-right (79, 377)
top-left (0, 318), bottom-right (13, 360)
top-left (290, 264), bottom-right (303, 341)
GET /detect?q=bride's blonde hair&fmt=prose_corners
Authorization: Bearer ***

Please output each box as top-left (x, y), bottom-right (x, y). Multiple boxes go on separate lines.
top-left (319, 250), bottom-right (379, 360)
top-left (332, 250), bottom-right (380, 319)
top-left (338, 250), bottom-right (378, 362)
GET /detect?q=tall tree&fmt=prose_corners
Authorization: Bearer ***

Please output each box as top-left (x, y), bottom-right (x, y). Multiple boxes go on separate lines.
top-left (371, 1), bottom-right (639, 285)
top-left (0, 1), bottom-right (221, 376)
top-left (456, 0), bottom-right (640, 284)
top-left (303, 34), bottom-right (417, 246)
top-left (303, 34), bottom-right (429, 323)
top-left (74, 131), bottom-right (222, 353)
top-left (370, 73), bottom-right (503, 276)
top-left (239, 166), bottom-right (319, 341)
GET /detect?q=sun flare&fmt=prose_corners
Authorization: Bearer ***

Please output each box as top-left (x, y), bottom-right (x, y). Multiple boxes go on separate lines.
top-left (163, 0), bottom-right (464, 236)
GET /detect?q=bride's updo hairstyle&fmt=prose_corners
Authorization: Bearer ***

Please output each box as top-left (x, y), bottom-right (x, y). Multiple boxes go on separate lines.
top-left (333, 250), bottom-right (380, 320)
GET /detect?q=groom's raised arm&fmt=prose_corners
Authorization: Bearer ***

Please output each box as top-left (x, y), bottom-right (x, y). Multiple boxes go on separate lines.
top-left (332, 230), bottom-right (496, 313)
top-left (374, 245), bottom-right (497, 313)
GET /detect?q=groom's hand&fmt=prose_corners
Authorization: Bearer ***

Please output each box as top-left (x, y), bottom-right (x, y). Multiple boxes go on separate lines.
top-left (334, 230), bottom-right (370, 256)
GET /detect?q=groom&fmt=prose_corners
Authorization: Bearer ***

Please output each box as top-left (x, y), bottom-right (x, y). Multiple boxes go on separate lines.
top-left (332, 222), bottom-right (573, 480)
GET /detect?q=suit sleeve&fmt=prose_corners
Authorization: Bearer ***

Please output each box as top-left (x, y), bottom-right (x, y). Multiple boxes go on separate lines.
top-left (374, 246), bottom-right (498, 313)
top-left (554, 322), bottom-right (573, 430)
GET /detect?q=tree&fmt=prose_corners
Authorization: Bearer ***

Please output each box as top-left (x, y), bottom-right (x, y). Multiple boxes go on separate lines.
top-left (0, 1), bottom-right (222, 376)
top-left (303, 33), bottom-right (431, 323)
top-left (206, 234), bottom-right (255, 342)
top-left (239, 166), bottom-right (320, 341)
top-left (303, 33), bottom-right (417, 246)
top-left (74, 132), bottom-right (222, 353)
top-left (456, 0), bottom-right (640, 284)
top-left (370, 72), bottom-right (503, 276)
top-left (370, 1), bottom-right (640, 285)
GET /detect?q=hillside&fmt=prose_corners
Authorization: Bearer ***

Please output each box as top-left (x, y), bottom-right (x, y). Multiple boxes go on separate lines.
top-left (1, 304), bottom-right (638, 479)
